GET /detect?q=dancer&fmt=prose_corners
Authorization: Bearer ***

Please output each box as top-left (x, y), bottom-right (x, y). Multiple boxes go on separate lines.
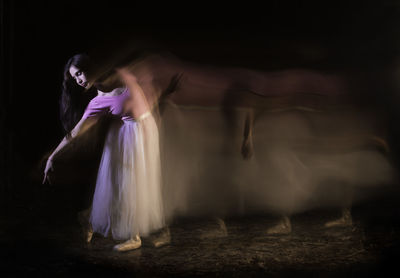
top-left (44, 51), bottom-right (393, 244)
top-left (44, 54), bottom-right (167, 251)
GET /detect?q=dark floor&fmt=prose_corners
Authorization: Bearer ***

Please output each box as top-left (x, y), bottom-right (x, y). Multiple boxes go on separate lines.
top-left (2, 182), bottom-right (400, 278)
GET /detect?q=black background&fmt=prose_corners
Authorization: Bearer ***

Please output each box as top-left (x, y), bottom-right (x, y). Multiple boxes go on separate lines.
top-left (1, 0), bottom-right (400, 276)
top-left (3, 1), bottom-right (400, 180)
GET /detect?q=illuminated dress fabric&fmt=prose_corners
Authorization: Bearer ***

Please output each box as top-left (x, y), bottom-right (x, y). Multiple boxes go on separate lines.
top-left (83, 88), bottom-right (164, 240)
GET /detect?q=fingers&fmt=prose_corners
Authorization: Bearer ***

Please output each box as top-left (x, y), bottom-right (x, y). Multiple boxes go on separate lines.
top-left (42, 173), bottom-right (49, 184)
top-left (42, 163), bottom-right (54, 185)
top-left (42, 174), bottom-right (51, 185)
top-left (43, 174), bottom-right (52, 185)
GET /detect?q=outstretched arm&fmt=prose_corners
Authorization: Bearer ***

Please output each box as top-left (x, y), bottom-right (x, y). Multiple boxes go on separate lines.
top-left (43, 116), bottom-right (98, 184)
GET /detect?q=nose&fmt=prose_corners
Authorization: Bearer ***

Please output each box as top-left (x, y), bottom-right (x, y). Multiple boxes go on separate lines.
top-left (77, 77), bottom-right (83, 84)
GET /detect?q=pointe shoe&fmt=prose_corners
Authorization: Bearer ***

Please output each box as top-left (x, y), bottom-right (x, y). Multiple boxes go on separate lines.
top-left (113, 235), bottom-right (142, 252)
top-left (266, 216), bottom-right (292, 235)
top-left (215, 217), bottom-right (228, 236)
top-left (78, 209), bottom-right (93, 243)
top-left (325, 209), bottom-right (353, 228)
top-left (199, 217), bottom-right (228, 239)
top-left (86, 225), bottom-right (94, 243)
top-left (324, 217), bottom-right (352, 228)
top-left (151, 228), bottom-right (171, 248)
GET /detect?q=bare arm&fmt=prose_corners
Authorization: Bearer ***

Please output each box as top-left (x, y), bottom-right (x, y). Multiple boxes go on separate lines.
top-left (49, 117), bottom-right (97, 158)
top-left (43, 116), bottom-right (98, 184)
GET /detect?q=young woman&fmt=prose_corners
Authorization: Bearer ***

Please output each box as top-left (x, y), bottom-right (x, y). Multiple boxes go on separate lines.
top-left (44, 54), bottom-right (166, 251)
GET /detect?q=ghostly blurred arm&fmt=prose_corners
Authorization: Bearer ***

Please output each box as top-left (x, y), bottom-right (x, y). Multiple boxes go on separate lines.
top-left (118, 68), bottom-right (151, 118)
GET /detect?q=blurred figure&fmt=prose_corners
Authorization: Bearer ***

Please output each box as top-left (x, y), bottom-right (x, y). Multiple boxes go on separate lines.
top-left (116, 51), bottom-right (393, 233)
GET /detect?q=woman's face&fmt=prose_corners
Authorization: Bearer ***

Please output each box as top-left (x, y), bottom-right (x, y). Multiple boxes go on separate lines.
top-left (69, 65), bottom-right (89, 88)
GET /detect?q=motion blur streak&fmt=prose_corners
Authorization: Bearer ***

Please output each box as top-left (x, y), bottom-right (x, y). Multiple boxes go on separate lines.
top-left (65, 47), bottom-right (396, 221)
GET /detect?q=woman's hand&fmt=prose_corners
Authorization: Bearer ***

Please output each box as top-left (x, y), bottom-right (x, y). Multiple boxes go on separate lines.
top-left (43, 158), bottom-right (54, 184)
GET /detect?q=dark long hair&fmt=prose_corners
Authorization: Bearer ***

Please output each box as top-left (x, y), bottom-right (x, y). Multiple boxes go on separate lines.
top-left (60, 54), bottom-right (97, 136)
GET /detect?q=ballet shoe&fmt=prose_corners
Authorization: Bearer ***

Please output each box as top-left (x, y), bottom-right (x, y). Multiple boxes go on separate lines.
top-left (324, 217), bottom-right (352, 228)
top-left (215, 217), bottom-right (228, 236)
top-left (86, 225), bottom-right (94, 243)
top-left (77, 209), bottom-right (93, 243)
top-left (266, 216), bottom-right (292, 235)
top-left (114, 235), bottom-right (142, 252)
top-left (151, 228), bottom-right (171, 248)
top-left (199, 217), bottom-right (229, 239)
top-left (324, 216), bottom-right (353, 228)
top-left (325, 209), bottom-right (353, 228)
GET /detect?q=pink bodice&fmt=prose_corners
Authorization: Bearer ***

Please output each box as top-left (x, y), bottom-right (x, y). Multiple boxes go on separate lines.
top-left (82, 88), bottom-right (133, 121)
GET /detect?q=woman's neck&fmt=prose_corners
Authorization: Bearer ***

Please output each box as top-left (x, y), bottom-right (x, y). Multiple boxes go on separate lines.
top-left (97, 86), bottom-right (126, 97)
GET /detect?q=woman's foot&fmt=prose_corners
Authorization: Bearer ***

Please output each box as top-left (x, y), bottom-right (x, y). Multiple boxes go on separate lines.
top-left (86, 225), bottom-right (94, 243)
top-left (151, 227), bottom-right (171, 248)
top-left (325, 208), bottom-right (353, 228)
top-left (199, 217), bottom-right (228, 239)
top-left (215, 217), bottom-right (228, 236)
top-left (114, 235), bottom-right (142, 252)
top-left (266, 215), bottom-right (292, 235)
top-left (78, 208), bottom-right (93, 243)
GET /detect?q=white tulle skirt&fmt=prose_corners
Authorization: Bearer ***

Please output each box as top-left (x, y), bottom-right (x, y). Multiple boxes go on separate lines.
top-left (90, 113), bottom-right (165, 240)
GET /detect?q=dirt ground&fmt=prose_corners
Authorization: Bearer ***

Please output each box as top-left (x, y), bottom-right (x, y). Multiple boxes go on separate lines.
top-left (1, 183), bottom-right (400, 278)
